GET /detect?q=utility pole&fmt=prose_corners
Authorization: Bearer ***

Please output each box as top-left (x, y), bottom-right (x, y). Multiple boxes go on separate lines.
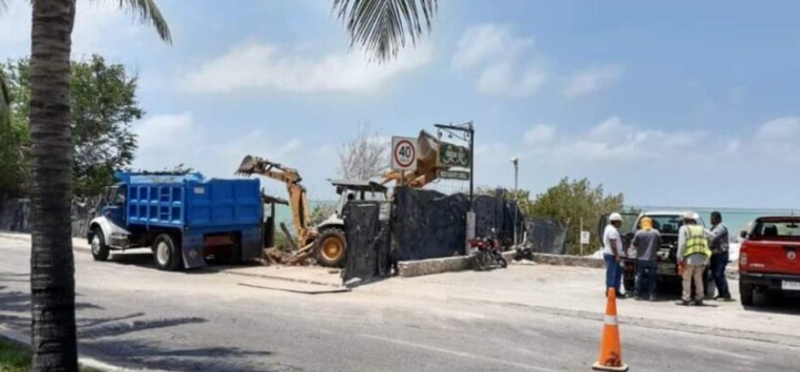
top-left (511, 157), bottom-right (519, 246)
top-left (435, 122), bottom-right (476, 253)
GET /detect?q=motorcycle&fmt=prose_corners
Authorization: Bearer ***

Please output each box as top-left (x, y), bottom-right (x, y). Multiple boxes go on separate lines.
top-left (468, 228), bottom-right (508, 271)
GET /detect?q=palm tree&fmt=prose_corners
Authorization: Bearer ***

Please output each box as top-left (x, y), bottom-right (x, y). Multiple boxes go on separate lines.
top-left (332, 0), bottom-right (437, 61)
top-left (1, 0), bottom-right (434, 371)
top-left (0, 1), bottom-right (169, 371)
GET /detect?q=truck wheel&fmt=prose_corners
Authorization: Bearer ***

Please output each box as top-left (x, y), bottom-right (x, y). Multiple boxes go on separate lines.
top-left (315, 228), bottom-right (346, 268)
top-left (90, 227), bottom-right (110, 262)
top-left (224, 239), bottom-right (242, 265)
top-left (740, 282), bottom-right (755, 306)
top-left (153, 233), bottom-right (182, 271)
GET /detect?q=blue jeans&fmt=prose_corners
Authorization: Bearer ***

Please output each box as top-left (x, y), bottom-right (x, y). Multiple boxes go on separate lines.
top-left (636, 260), bottom-right (657, 298)
top-left (711, 252), bottom-right (731, 298)
top-left (604, 254), bottom-right (623, 295)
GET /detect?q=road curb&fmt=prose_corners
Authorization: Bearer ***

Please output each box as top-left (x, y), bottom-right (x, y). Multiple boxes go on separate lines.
top-left (221, 269), bottom-right (344, 289)
top-left (0, 231), bottom-right (92, 254)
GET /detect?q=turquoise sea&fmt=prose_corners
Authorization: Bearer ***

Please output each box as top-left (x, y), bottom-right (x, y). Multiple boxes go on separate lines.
top-left (637, 206), bottom-right (799, 234)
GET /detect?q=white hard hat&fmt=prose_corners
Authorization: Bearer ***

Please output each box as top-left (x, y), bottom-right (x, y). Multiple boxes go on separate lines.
top-left (683, 212), bottom-right (698, 220)
top-left (609, 213), bottom-right (623, 222)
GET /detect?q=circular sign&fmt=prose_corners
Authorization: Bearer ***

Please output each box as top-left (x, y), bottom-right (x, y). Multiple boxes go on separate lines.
top-left (789, 251), bottom-right (797, 261)
top-left (394, 139), bottom-right (416, 168)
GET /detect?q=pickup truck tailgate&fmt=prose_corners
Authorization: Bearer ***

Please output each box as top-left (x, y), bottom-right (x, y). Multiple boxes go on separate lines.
top-left (744, 240), bottom-right (800, 275)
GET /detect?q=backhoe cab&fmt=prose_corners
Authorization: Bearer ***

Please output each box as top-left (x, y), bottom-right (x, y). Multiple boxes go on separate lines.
top-left (316, 179), bottom-right (389, 266)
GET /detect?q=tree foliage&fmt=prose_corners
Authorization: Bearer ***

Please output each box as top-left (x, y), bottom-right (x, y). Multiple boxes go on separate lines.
top-left (527, 178), bottom-right (625, 254)
top-left (1, 56), bottom-right (143, 197)
top-left (310, 202), bottom-right (337, 227)
top-left (337, 124), bottom-right (389, 180)
top-left (0, 66), bottom-right (29, 200)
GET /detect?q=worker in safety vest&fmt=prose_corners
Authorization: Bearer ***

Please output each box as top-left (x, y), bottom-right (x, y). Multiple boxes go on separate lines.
top-left (676, 212), bottom-right (712, 306)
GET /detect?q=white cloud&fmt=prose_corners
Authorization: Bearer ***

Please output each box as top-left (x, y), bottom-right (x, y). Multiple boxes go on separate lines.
top-left (134, 113), bottom-right (194, 152)
top-left (181, 42), bottom-right (432, 94)
top-left (521, 116), bottom-right (710, 164)
top-left (452, 24), bottom-right (546, 97)
top-left (755, 117), bottom-right (800, 141)
top-left (130, 112), bottom-right (340, 198)
top-left (452, 24), bottom-right (533, 70)
top-left (523, 124), bottom-right (556, 145)
top-left (0, 0), bottom-right (149, 58)
top-left (562, 64), bottom-right (624, 98)
top-left (0, 2), bottom-right (30, 45)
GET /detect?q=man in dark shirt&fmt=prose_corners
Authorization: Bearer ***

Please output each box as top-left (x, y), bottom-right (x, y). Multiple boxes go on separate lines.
top-left (709, 211), bottom-right (733, 301)
top-left (632, 217), bottom-right (662, 301)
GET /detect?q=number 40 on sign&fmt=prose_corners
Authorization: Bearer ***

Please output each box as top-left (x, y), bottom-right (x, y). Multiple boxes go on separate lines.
top-left (392, 136), bottom-right (418, 172)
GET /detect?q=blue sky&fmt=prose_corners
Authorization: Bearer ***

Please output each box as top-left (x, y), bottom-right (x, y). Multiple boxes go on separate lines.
top-left (2, 0), bottom-right (800, 208)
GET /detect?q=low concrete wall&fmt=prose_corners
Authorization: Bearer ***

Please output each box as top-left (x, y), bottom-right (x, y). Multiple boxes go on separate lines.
top-left (398, 256), bottom-right (471, 278)
top-left (398, 251), bottom-right (518, 278)
top-left (528, 253), bottom-right (605, 269)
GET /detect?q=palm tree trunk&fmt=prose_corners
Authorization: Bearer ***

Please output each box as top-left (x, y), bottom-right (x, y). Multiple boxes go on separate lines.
top-left (29, 1), bottom-right (78, 371)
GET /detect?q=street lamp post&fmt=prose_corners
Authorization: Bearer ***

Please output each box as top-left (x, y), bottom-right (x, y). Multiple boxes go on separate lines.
top-left (511, 157), bottom-right (519, 246)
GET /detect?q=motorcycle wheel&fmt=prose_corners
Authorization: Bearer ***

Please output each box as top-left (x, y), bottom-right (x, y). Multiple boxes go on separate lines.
top-left (496, 253), bottom-right (508, 268)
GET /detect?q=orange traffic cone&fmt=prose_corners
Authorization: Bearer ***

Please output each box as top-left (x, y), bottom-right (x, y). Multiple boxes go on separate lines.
top-left (592, 288), bottom-right (629, 372)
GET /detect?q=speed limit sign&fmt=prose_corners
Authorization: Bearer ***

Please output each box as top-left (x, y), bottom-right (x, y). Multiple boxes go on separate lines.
top-left (392, 136), bottom-right (418, 171)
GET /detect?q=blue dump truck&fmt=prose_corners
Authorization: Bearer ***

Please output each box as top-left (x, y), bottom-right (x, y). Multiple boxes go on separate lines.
top-left (87, 172), bottom-right (263, 271)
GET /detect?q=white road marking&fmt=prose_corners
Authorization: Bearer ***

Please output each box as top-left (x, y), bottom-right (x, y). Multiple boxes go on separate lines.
top-left (359, 334), bottom-right (559, 372)
top-left (694, 346), bottom-right (757, 361)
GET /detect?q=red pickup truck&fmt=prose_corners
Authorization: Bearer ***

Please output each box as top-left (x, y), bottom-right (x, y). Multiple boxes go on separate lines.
top-left (739, 216), bottom-right (800, 306)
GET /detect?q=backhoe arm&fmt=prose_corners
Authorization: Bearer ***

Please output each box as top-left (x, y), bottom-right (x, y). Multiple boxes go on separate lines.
top-left (237, 155), bottom-right (315, 246)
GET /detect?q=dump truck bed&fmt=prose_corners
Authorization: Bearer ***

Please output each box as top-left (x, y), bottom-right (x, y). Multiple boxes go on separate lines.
top-left (123, 174), bottom-right (262, 230)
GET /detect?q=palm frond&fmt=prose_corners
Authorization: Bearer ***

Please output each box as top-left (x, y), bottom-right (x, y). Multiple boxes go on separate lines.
top-left (333, 0), bottom-right (437, 62)
top-left (115, 0), bottom-right (172, 43)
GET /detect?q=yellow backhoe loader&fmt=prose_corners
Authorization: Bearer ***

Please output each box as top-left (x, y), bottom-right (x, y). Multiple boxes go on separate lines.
top-left (237, 131), bottom-right (448, 267)
top-left (236, 156), bottom-right (389, 267)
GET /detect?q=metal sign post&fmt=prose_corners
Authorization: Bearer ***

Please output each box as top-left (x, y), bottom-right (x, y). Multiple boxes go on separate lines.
top-left (434, 122), bottom-right (475, 255)
top-left (579, 218), bottom-right (591, 256)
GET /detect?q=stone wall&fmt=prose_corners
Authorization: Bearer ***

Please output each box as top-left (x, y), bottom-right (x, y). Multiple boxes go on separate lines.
top-left (0, 196), bottom-right (102, 238)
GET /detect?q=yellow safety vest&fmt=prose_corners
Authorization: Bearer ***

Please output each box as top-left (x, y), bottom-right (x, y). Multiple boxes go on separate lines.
top-left (684, 225), bottom-right (711, 258)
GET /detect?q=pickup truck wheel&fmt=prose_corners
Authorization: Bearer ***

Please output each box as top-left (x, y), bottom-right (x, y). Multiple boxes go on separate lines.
top-left (315, 228), bottom-right (346, 268)
top-left (153, 234), bottom-right (182, 271)
top-left (740, 282), bottom-right (755, 306)
top-left (90, 227), bottom-right (110, 262)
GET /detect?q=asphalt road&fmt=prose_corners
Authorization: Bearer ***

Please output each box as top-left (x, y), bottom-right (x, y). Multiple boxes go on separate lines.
top-left (2, 235), bottom-right (800, 372)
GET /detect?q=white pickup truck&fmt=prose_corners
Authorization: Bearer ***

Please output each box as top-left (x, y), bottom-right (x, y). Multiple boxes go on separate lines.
top-left (601, 211), bottom-right (715, 297)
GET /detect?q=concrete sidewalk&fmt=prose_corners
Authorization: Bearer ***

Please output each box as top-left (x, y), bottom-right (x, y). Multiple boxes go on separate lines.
top-left (363, 265), bottom-right (800, 347)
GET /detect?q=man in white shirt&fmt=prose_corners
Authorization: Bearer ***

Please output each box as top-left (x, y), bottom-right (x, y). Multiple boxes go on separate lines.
top-left (603, 213), bottom-right (625, 297)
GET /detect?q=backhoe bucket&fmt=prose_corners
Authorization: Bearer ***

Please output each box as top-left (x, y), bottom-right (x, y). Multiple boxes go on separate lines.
top-left (237, 155), bottom-right (260, 176)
